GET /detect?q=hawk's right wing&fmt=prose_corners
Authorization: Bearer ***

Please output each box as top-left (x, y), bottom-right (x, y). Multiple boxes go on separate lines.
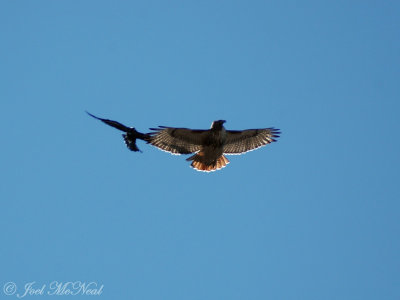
top-left (148, 126), bottom-right (208, 155)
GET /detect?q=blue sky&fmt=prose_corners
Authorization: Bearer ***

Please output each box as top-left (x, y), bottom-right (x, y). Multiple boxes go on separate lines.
top-left (1, 1), bottom-right (399, 299)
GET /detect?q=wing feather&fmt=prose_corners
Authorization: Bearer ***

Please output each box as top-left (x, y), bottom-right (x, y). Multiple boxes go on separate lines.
top-left (148, 127), bottom-right (208, 155)
top-left (223, 128), bottom-right (280, 155)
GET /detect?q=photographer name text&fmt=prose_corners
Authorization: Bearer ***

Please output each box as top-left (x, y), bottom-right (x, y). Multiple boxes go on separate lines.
top-left (3, 281), bottom-right (103, 297)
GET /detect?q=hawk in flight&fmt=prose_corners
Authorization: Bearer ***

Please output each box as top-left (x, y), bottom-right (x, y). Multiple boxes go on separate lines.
top-left (148, 120), bottom-right (280, 172)
top-left (87, 111), bottom-right (149, 152)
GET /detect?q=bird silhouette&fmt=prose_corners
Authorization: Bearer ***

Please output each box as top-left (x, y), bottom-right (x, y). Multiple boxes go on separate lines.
top-left (148, 120), bottom-right (280, 172)
top-left (86, 111), bottom-right (149, 152)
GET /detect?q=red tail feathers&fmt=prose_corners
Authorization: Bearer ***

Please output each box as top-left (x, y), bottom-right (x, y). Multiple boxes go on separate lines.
top-left (190, 155), bottom-right (229, 172)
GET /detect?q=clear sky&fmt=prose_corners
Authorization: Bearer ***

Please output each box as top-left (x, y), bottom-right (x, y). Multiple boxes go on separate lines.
top-left (1, 1), bottom-right (399, 299)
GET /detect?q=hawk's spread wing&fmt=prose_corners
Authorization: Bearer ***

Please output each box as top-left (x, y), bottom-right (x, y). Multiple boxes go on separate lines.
top-left (148, 127), bottom-right (208, 154)
top-left (223, 128), bottom-right (280, 155)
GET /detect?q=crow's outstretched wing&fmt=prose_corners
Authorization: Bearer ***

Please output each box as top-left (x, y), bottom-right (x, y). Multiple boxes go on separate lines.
top-left (86, 111), bottom-right (132, 132)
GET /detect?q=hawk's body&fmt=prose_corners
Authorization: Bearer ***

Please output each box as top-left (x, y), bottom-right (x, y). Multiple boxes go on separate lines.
top-left (148, 120), bottom-right (280, 172)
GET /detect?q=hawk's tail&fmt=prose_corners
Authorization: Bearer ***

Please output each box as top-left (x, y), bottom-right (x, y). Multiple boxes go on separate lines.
top-left (190, 155), bottom-right (230, 172)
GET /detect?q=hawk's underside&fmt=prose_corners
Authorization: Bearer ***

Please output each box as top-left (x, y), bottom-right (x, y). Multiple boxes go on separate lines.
top-left (148, 120), bottom-right (280, 172)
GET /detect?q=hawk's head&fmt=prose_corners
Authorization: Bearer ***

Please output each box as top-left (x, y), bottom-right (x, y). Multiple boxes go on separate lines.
top-left (210, 120), bottom-right (226, 130)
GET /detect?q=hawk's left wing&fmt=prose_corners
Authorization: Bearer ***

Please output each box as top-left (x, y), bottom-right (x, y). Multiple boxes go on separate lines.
top-left (148, 127), bottom-right (209, 155)
top-left (223, 128), bottom-right (280, 155)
